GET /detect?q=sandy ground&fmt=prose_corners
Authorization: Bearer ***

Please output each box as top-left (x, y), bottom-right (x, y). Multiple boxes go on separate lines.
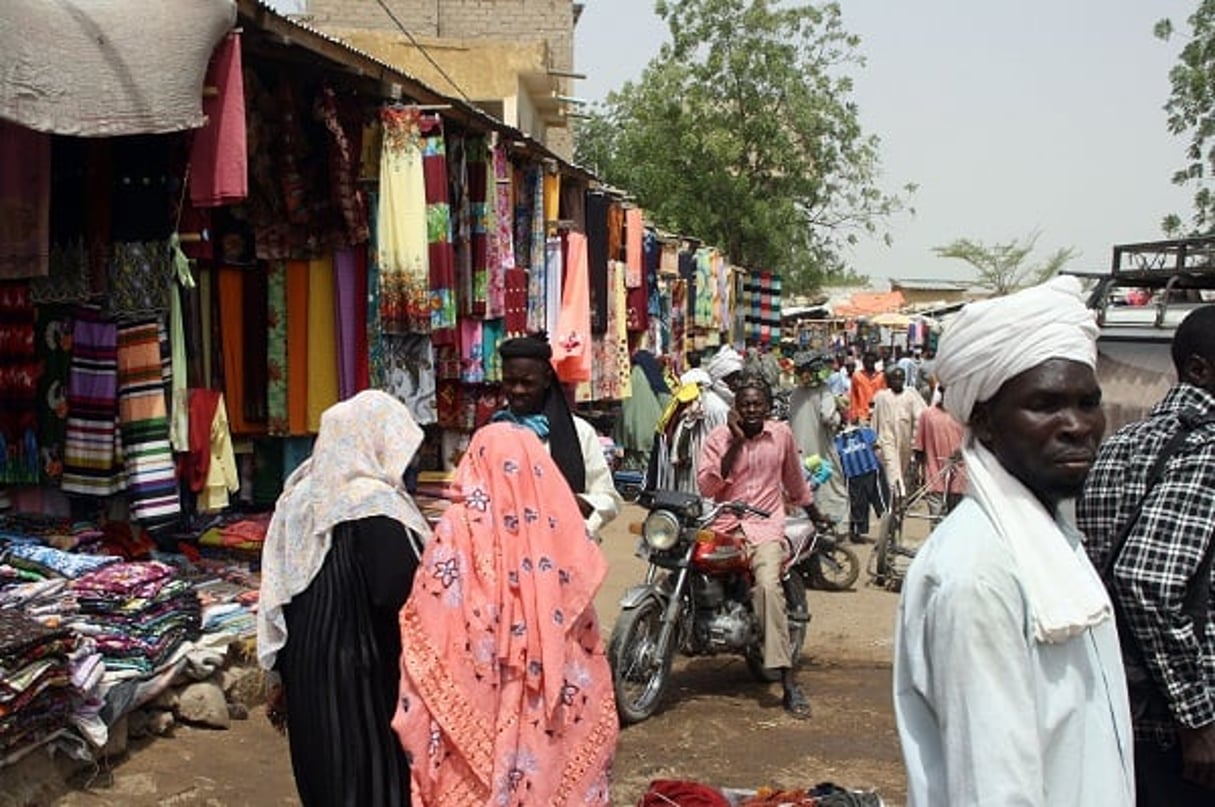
top-left (7, 504), bottom-right (911, 807)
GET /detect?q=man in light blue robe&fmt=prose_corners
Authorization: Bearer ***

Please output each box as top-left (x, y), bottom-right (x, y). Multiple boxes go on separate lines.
top-left (894, 277), bottom-right (1134, 806)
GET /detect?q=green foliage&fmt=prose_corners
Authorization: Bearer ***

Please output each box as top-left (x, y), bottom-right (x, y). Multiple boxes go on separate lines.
top-left (573, 0), bottom-right (911, 295)
top-left (932, 232), bottom-right (1078, 296)
top-left (1157, 3), bottom-right (1215, 235)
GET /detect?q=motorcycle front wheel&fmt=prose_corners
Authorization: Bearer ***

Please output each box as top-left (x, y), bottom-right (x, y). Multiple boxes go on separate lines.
top-left (808, 544), bottom-right (861, 591)
top-left (608, 598), bottom-right (674, 725)
top-left (747, 573), bottom-right (810, 683)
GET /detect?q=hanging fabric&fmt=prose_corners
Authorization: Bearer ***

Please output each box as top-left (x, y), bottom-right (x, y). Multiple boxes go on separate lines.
top-left (315, 85), bottom-right (368, 245)
top-left (625, 208), bottom-right (644, 289)
top-left (467, 136), bottom-right (491, 317)
top-left (266, 260), bottom-right (288, 435)
top-left (61, 308), bottom-right (123, 497)
top-left (421, 113), bottom-right (457, 343)
top-left (544, 236), bottom-right (563, 339)
top-left (285, 260), bottom-right (309, 435)
top-left (526, 167), bottom-right (546, 332)
top-left (334, 246), bottom-right (362, 400)
top-left (488, 142), bottom-right (513, 318)
top-left (552, 232), bottom-right (591, 384)
top-left (0, 120), bottom-right (50, 279)
top-left (585, 192), bottom-right (609, 335)
top-left (188, 31), bottom-right (247, 208)
top-left (306, 255), bottom-right (340, 432)
top-left (377, 106), bottom-right (429, 334)
top-left (116, 320), bottom-right (179, 526)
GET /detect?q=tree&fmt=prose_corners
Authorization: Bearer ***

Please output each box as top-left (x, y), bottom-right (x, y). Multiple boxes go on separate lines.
top-left (933, 233), bottom-right (1078, 296)
top-left (1157, 3), bottom-right (1215, 236)
top-left (573, 0), bottom-right (912, 294)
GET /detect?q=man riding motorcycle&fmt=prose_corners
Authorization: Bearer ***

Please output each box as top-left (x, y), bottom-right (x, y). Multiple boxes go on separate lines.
top-left (696, 372), bottom-right (827, 719)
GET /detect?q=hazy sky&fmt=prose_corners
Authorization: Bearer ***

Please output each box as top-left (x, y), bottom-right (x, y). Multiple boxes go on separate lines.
top-left (574, 0), bottom-right (1198, 284)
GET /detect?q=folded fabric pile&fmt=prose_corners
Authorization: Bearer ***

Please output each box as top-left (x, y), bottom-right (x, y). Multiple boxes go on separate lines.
top-left (3, 542), bottom-right (120, 581)
top-left (196, 513), bottom-right (272, 554)
top-left (0, 609), bottom-right (76, 760)
top-left (69, 562), bottom-right (201, 678)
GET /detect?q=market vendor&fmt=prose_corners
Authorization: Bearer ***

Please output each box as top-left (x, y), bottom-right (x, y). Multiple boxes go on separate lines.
top-left (490, 333), bottom-right (621, 538)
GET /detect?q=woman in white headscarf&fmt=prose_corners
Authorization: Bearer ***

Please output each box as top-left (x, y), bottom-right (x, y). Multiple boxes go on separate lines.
top-left (257, 390), bottom-right (432, 807)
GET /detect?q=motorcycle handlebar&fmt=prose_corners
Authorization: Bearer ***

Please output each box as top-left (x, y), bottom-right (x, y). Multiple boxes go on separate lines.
top-left (725, 500), bottom-right (770, 519)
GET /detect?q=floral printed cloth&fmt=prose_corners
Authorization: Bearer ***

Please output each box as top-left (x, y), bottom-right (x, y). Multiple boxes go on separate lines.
top-left (393, 423), bottom-right (618, 806)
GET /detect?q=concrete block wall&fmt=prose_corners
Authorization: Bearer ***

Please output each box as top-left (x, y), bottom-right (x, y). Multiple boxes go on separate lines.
top-left (307, 0), bottom-right (575, 70)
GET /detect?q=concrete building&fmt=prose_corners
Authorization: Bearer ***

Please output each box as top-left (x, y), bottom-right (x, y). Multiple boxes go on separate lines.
top-left (302, 0), bottom-right (582, 158)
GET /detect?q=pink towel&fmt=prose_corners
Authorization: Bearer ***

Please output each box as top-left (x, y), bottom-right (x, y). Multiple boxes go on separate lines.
top-left (0, 120), bottom-right (49, 278)
top-left (552, 232), bottom-right (592, 383)
top-left (189, 32), bottom-right (247, 207)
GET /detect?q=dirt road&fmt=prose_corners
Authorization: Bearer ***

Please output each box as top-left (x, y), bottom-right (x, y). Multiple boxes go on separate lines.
top-left (29, 505), bottom-right (909, 806)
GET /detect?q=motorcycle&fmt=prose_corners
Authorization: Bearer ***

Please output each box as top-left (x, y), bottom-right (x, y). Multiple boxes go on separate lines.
top-left (790, 516), bottom-right (860, 592)
top-left (608, 490), bottom-right (813, 725)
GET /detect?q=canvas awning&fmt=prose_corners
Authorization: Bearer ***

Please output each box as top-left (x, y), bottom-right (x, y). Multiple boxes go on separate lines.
top-left (831, 291), bottom-right (906, 318)
top-left (0, 0), bottom-right (236, 136)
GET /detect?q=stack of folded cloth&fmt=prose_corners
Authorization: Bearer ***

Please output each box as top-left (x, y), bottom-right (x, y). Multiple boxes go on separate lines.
top-left (0, 609), bottom-right (76, 757)
top-left (69, 562), bottom-right (201, 677)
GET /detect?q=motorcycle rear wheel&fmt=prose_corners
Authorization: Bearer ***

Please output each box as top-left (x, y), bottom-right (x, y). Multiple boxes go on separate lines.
top-left (747, 573), bottom-right (809, 683)
top-left (608, 598), bottom-right (673, 725)
top-left (808, 545), bottom-right (861, 591)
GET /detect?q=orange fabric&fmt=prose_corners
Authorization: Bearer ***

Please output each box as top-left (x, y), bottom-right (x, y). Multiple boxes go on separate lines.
top-left (305, 256), bottom-right (339, 433)
top-left (393, 423), bottom-right (618, 807)
top-left (217, 266), bottom-right (251, 433)
top-left (850, 369), bottom-right (886, 424)
top-left (285, 260), bottom-right (309, 435)
top-left (552, 232), bottom-right (592, 383)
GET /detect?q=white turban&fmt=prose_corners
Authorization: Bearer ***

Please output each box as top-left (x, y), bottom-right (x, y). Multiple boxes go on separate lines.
top-left (705, 345), bottom-right (744, 384)
top-left (704, 345), bottom-right (745, 407)
top-left (933, 276), bottom-right (1111, 644)
top-left (935, 276), bottom-right (1098, 425)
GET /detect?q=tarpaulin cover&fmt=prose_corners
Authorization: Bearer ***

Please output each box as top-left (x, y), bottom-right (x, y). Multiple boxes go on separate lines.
top-left (0, 0), bottom-right (236, 136)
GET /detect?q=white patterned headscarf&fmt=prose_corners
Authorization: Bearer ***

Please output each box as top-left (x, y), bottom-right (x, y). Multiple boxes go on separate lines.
top-left (933, 276), bottom-right (1111, 644)
top-left (257, 390), bottom-right (432, 670)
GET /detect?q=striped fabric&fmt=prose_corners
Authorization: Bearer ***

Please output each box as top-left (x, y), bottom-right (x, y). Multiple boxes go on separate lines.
top-left (116, 321), bottom-right (179, 525)
top-left (61, 308), bottom-right (123, 496)
top-left (742, 271), bottom-right (783, 344)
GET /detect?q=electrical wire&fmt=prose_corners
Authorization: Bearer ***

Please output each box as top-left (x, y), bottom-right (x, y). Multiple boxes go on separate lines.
top-left (371, 0), bottom-right (473, 103)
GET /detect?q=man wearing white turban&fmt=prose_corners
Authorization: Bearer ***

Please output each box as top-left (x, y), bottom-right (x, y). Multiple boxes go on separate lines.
top-left (893, 276), bottom-right (1134, 806)
top-left (650, 346), bottom-right (744, 493)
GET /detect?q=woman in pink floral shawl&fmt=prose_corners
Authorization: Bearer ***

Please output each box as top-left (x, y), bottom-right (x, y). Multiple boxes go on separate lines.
top-left (392, 422), bottom-right (618, 806)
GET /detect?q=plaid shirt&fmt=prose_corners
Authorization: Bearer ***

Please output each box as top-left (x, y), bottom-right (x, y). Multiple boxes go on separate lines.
top-left (1078, 383), bottom-right (1215, 745)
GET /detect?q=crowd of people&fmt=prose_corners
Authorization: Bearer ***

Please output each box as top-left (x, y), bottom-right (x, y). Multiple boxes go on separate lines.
top-left (254, 279), bottom-right (1215, 805)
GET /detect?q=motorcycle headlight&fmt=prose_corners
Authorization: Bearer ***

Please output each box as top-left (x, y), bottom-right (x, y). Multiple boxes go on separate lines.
top-left (643, 510), bottom-right (681, 551)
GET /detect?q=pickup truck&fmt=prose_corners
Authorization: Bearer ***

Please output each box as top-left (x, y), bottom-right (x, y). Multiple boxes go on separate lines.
top-left (1078, 236), bottom-right (1215, 432)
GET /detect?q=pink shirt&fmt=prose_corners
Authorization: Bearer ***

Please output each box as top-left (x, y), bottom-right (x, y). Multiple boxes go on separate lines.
top-left (697, 420), bottom-right (813, 546)
top-left (913, 405), bottom-right (968, 494)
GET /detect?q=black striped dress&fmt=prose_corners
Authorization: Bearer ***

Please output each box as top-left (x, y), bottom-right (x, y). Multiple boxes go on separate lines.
top-left (278, 515), bottom-right (420, 807)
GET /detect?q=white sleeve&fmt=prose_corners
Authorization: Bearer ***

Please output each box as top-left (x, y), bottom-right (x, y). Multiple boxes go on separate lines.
top-left (920, 574), bottom-right (1045, 806)
top-left (575, 417), bottom-right (623, 536)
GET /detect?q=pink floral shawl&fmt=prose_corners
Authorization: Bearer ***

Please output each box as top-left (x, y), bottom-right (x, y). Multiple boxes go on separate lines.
top-left (393, 423), bottom-right (618, 806)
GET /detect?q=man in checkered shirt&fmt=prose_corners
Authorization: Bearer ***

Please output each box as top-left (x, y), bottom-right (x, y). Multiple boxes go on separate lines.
top-left (1079, 305), bottom-right (1215, 803)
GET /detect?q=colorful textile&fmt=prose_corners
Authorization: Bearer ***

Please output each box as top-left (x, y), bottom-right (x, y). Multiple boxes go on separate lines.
top-left (266, 260), bottom-right (288, 435)
top-left (467, 137), bottom-right (491, 316)
top-left (383, 335), bottom-right (437, 426)
top-left (421, 115), bottom-right (457, 342)
top-left (285, 260), bottom-right (309, 435)
top-left (526, 168), bottom-right (547, 332)
top-left (625, 207), bottom-right (644, 289)
top-left (481, 318), bottom-right (503, 384)
top-left (4, 544), bottom-right (118, 580)
top-left (586, 193), bottom-right (610, 334)
top-left (365, 189), bottom-right (387, 389)
top-left (503, 268), bottom-right (529, 336)
top-left (258, 390), bottom-right (432, 671)
top-left (188, 32), bottom-right (247, 208)
top-left (334, 247), bottom-right (361, 400)
top-left (377, 107), bottom-right (429, 334)
top-left (552, 233), bottom-right (591, 384)
top-left (0, 282), bottom-right (39, 485)
top-left (107, 241), bottom-right (172, 321)
top-left (315, 86), bottom-right (368, 245)
top-left (306, 256), bottom-right (340, 433)
top-left (459, 319), bottom-right (484, 384)
top-left (241, 265), bottom-right (269, 428)
top-left (0, 120), bottom-right (50, 279)
top-left (117, 321), bottom-right (179, 525)
top-left (544, 236), bottom-right (563, 339)
top-left (35, 305), bottom-right (72, 483)
top-left (61, 309), bottom-right (122, 497)
top-left (543, 171), bottom-right (560, 231)
top-left (488, 143), bottom-right (513, 318)
top-left (392, 424), bottom-right (617, 807)
top-left (742, 271), bottom-right (782, 344)
top-left (217, 266), bottom-right (251, 434)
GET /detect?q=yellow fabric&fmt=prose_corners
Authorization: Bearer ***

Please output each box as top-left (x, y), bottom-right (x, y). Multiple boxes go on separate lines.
top-left (199, 394), bottom-right (239, 512)
top-left (615, 258), bottom-right (632, 399)
top-left (306, 255), bottom-right (340, 432)
top-left (543, 172), bottom-right (560, 233)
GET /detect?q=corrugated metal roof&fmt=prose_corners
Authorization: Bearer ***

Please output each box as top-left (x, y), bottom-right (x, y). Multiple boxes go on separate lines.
top-left (239, 0), bottom-right (601, 182)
